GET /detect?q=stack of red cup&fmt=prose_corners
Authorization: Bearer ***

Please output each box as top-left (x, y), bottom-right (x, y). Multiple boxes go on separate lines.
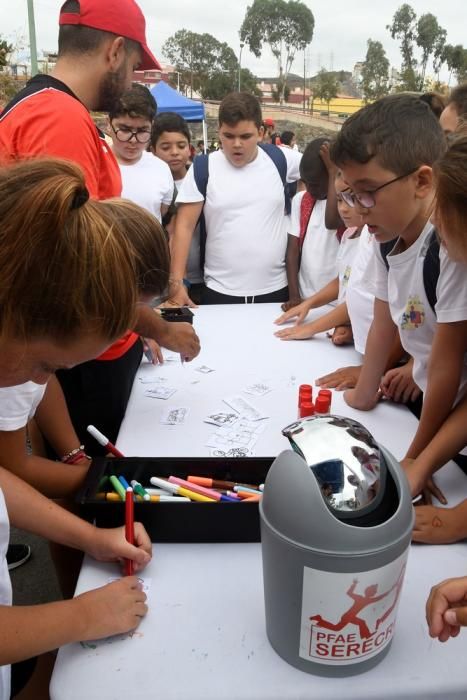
top-left (298, 384), bottom-right (314, 418)
top-left (315, 388), bottom-right (332, 414)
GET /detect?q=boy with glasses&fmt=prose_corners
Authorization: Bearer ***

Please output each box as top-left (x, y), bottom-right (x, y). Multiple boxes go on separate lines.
top-left (109, 84), bottom-right (173, 222)
top-left (331, 94), bottom-right (467, 477)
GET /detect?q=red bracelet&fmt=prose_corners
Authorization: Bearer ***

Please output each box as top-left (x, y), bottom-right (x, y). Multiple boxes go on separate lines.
top-left (61, 446), bottom-right (90, 464)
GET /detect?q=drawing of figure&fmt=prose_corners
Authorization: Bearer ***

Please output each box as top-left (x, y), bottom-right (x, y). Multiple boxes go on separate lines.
top-left (309, 579), bottom-right (393, 639)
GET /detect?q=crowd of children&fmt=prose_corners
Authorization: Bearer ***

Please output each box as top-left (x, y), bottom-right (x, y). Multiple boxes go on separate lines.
top-left (0, 0), bottom-right (466, 694)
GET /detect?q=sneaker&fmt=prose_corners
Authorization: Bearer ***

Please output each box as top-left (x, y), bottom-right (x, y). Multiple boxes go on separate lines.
top-left (7, 544), bottom-right (32, 571)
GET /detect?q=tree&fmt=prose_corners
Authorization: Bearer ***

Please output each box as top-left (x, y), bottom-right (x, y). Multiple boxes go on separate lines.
top-left (313, 69), bottom-right (339, 115)
top-left (163, 30), bottom-right (238, 98)
top-left (415, 14), bottom-right (445, 89)
top-left (202, 68), bottom-right (261, 101)
top-left (0, 38), bottom-right (13, 69)
top-left (444, 44), bottom-right (467, 86)
top-left (240, 0), bottom-right (314, 104)
top-left (387, 4), bottom-right (417, 90)
top-left (432, 27), bottom-right (447, 84)
top-left (361, 39), bottom-right (389, 103)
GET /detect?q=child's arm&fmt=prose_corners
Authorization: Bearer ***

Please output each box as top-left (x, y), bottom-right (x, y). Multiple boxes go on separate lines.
top-left (168, 201), bottom-right (204, 307)
top-left (282, 234), bottom-right (302, 310)
top-left (133, 306), bottom-right (201, 362)
top-left (275, 301), bottom-right (350, 340)
top-left (344, 298), bottom-right (398, 410)
top-left (34, 375), bottom-right (91, 460)
top-left (403, 392), bottom-right (467, 496)
top-left (0, 465), bottom-right (152, 663)
top-left (426, 575), bottom-right (467, 641)
top-left (0, 426), bottom-right (89, 498)
top-left (276, 276), bottom-right (339, 324)
top-left (405, 321), bottom-right (467, 460)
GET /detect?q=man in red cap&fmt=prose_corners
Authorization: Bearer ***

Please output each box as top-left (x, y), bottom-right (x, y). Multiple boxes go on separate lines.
top-left (0, 0), bottom-right (200, 501)
top-left (0, 0), bottom-right (160, 198)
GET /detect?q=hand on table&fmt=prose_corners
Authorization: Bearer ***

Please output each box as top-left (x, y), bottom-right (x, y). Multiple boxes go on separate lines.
top-left (142, 337), bottom-right (164, 364)
top-left (76, 576), bottom-right (148, 641)
top-left (331, 325), bottom-right (353, 346)
top-left (163, 284), bottom-right (197, 309)
top-left (280, 297), bottom-right (303, 313)
top-left (413, 502), bottom-right (465, 544)
top-left (315, 365), bottom-right (361, 390)
top-left (426, 576), bottom-right (467, 642)
top-left (86, 523), bottom-right (152, 573)
top-left (274, 322), bottom-right (316, 340)
top-left (157, 319), bottom-right (200, 361)
top-left (275, 299), bottom-right (312, 326)
top-left (380, 362), bottom-right (421, 404)
top-left (401, 457), bottom-right (447, 504)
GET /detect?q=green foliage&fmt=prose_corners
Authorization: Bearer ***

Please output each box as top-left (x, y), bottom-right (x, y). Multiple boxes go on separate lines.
top-left (387, 4), bottom-right (417, 90)
top-left (162, 30), bottom-right (238, 98)
top-left (443, 44), bottom-right (467, 85)
top-left (416, 13), bottom-right (446, 88)
top-left (240, 0), bottom-right (314, 104)
top-left (0, 73), bottom-right (21, 105)
top-left (0, 38), bottom-right (13, 69)
top-left (361, 39), bottom-right (389, 103)
top-left (271, 80), bottom-right (290, 103)
top-left (313, 68), bottom-right (339, 113)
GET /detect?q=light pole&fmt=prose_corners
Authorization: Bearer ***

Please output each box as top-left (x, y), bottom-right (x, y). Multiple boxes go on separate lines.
top-left (238, 42), bottom-right (244, 91)
top-left (174, 71), bottom-right (181, 92)
top-left (27, 0), bottom-right (38, 76)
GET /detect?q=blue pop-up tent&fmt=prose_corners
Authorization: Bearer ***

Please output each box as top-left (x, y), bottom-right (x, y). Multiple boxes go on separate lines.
top-left (150, 80), bottom-right (207, 148)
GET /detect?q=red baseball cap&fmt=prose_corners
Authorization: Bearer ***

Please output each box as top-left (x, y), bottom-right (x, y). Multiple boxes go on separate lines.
top-left (264, 117), bottom-right (275, 127)
top-left (59, 0), bottom-right (161, 70)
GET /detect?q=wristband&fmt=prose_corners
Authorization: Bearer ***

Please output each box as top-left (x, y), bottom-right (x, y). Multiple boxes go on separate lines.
top-left (61, 446), bottom-right (90, 464)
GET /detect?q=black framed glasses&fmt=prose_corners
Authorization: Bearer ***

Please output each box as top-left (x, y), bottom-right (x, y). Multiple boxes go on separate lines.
top-left (111, 124), bottom-right (151, 144)
top-left (340, 169), bottom-right (418, 209)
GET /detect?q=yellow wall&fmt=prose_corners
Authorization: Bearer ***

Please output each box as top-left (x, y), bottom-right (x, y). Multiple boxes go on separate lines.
top-left (310, 96), bottom-right (366, 116)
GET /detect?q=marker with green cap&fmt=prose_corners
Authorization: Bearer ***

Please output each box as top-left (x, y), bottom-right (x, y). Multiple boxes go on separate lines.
top-left (110, 474), bottom-right (126, 501)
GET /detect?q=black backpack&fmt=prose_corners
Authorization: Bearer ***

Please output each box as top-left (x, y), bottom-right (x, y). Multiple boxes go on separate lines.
top-left (380, 229), bottom-right (440, 313)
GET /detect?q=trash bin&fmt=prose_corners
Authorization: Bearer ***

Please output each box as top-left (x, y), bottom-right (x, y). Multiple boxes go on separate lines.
top-left (260, 415), bottom-right (414, 676)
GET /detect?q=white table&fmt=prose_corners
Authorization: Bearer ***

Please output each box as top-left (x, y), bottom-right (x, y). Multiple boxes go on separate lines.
top-left (51, 305), bottom-right (467, 700)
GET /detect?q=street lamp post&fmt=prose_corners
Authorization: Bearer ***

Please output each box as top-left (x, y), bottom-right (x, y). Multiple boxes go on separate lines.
top-left (238, 42), bottom-right (244, 91)
top-left (27, 0), bottom-right (38, 76)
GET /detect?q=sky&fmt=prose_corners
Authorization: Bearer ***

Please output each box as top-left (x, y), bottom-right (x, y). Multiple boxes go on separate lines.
top-left (1, 0), bottom-right (466, 82)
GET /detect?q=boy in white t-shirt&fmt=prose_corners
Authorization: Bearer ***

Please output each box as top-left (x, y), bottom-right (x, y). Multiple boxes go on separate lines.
top-left (108, 84), bottom-right (174, 222)
top-left (332, 94), bottom-right (467, 469)
top-left (151, 112), bottom-right (204, 304)
top-left (167, 92), bottom-right (294, 306)
top-left (283, 138), bottom-right (341, 311)
top-left (274, 171), bottom-right (364, 342)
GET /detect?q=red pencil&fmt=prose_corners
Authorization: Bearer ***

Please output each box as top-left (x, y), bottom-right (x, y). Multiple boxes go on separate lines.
top-left (125, 487), bottom-right (135, 576)
top-left (86, 424), bottom-right (125, 458)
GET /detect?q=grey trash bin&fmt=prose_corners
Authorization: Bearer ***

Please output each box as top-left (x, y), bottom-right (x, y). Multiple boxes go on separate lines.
top-left (260, 414), bottom-right (414, 676)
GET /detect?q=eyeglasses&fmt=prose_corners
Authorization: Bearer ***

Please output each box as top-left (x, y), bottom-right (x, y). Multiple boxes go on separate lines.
top-left (340, 169), bottom-right (418, 209)
top-left (111, 124), bottom-right (151, 144)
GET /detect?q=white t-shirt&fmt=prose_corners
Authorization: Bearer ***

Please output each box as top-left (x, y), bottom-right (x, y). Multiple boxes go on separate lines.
top-left (120, 151), bottom-right (174, 222)
top-left (0, 488), bottom-right (12, 700)
top-left (278, 145), bottom-right (302, 183)
top-left (176, 148), bottom-right (290, 297)
top-left (174, 177), bottom-right (203, 285)
top-left (345, 225), bottom-right (376, 355)
top-left (368, 221), bottom-right (467, 397)
top-left (289, 193), bottom-right (340, 299)
top-left (0, 382), bottom-right (46, 432)
top-left (336, 227), bottom-right (361, 303)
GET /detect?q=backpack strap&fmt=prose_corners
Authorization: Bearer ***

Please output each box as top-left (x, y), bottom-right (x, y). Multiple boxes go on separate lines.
top-left (258, 142), bottom-right (291, 215)
top-left (423, 229), bottom-right (440, 313)
top-left (379, 230), bottom-right (440, 313)
top-left (192, 154), bottom-right (210, 269)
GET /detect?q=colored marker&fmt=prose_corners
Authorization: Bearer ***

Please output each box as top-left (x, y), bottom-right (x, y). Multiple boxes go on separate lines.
top-left (150, 476), bottom-right (216, 502)
top-left (144, 345), bottom-right (154, 363)
top-left (187, 476), bottom-right (258, 490)
top-left (233, 485), bottom-right (262, 495)
top-left (131, 479), bottom-right (150, 501)
top-left (118, 475), bottom-right (131, 491)
top-left (125, 487), bottom-right (134, 576)
top-left (101, 492), bottom-right (189, 503)
top-left (87, 425), bottom-right (125, 458)
top-left (109, 474), bottom-right (126, 501)
top-left (168, 476), bottom-right (239, 502)
top-left (242, 495), bottom-right (261, 502)
top-left (236, 489), bottom-right (263, 500)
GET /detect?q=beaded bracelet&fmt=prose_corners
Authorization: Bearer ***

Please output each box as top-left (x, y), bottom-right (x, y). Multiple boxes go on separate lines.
top-left (61, 446), bottom-right (90, 464)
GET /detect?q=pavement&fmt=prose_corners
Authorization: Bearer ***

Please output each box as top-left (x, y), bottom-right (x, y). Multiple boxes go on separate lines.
top-left (9, 526), bottom-right (62, 606)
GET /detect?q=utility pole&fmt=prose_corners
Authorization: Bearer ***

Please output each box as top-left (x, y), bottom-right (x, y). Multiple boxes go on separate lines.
top-left (27, 0), bottom-right (38, 76)
top-left (238, 42), bottom-right (244, 91)
top-left (303, 49), bottom-right (306, 114)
